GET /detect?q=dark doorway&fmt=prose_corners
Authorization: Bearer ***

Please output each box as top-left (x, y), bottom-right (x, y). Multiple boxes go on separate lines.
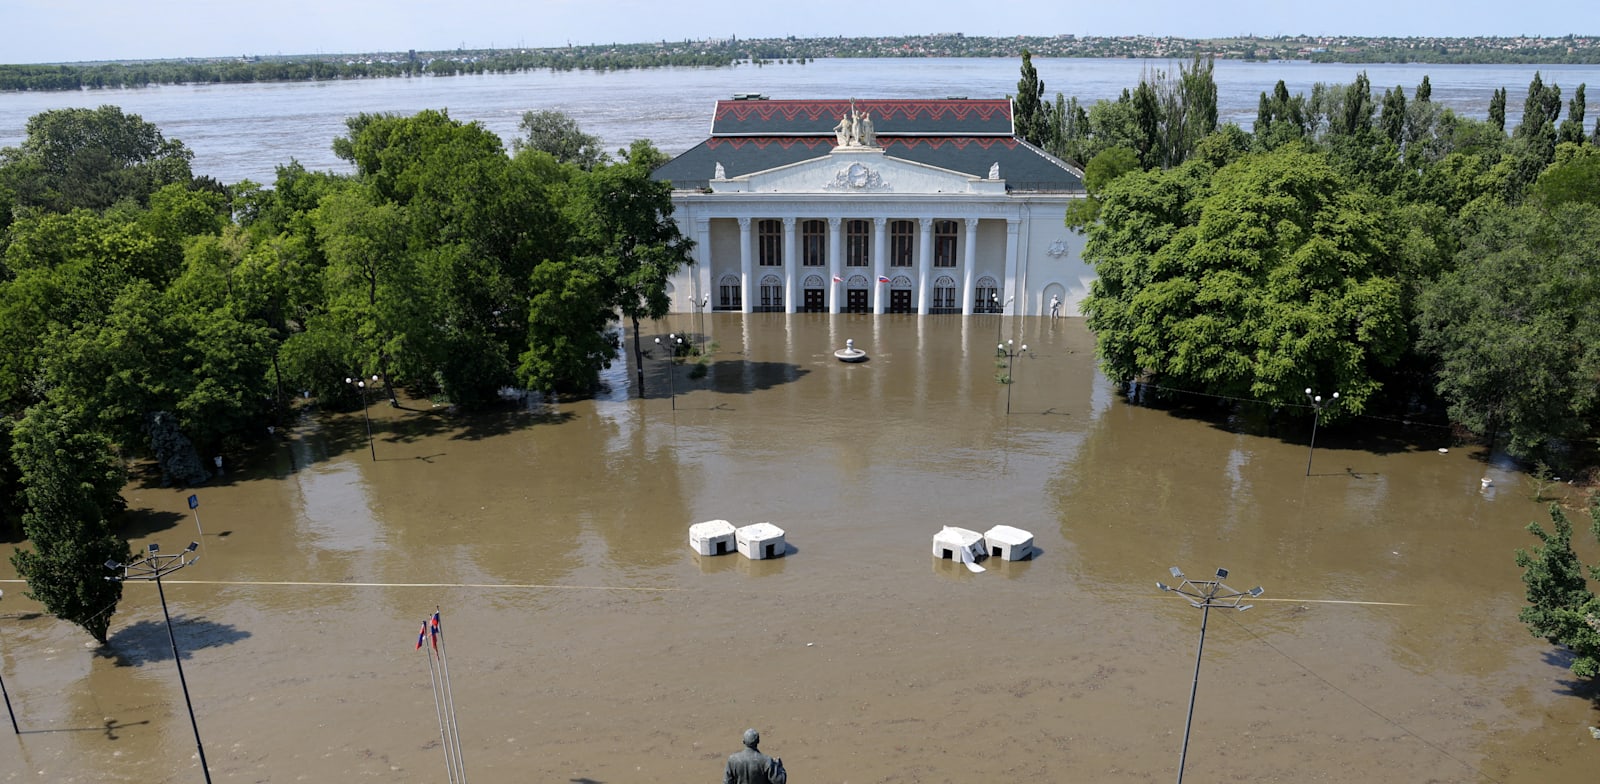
top-left (846, 289), bottom-right (870, 313)
top-left (716, 541), bottom-right (728, 555)
top-left (803, 288), bottom-right (825, 312)
top-left (889, 290), bottom-right (913, 313)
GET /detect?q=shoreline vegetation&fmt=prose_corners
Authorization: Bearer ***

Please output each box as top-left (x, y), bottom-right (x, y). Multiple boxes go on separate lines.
top-left (5, 33), bottom-right (1600, 92)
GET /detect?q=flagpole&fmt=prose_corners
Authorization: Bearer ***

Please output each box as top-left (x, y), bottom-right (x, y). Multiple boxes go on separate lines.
top-left (433, 609), bottom-right (467, 783)
top-left (420, 624), bottom-right (458, 784)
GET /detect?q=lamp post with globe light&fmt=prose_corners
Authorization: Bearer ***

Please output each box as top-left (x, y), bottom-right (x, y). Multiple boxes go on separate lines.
top-left (997, 340), bottom-right (1030, 415)
top-left (1305, 388), bottom-right (1339, 476)
top-left (346, 374), bottom-right (380, 461)
top-left (654, 334), bottom-right (684, 410)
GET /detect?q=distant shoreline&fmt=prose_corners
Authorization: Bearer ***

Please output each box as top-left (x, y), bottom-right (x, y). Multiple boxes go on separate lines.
top-left (5, 33), bottom-right (1599, 92)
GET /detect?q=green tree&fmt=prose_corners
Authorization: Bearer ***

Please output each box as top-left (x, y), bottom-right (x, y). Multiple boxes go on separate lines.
top-left (9, 399), bottom-right (129, 644)
top-left (1013, 49), bottom-right (1049, 148)
top-left (0, 106), bottom-right (193, 213)
top-left (1415, 202), bottom-right (1600, 462)
top-left (1063, 146), bottom-right (1140, 231)
top-left (1489, 87), bottom-right (1508, 132)
top-left (512, 109), bottom-right (607, 170)
top-left (1558, 83), bottom-right (1587, 145)
top-left (1081, 146), bottom-right (1406, 411)
top-left (1514, 505), bottom-right (1600, 679)
top-left (560, 140), bottom-right (694, 389)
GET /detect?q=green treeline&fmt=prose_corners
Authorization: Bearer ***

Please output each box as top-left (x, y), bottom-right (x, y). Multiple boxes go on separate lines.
top-left (0, 49), bottom-right (735, 91)
top-left (8, 33), bottom-right (1600, 92)
top-left (1013, 53), bottom-right (1600, 475)
top-left (0, 105), bottom-right (689, 640)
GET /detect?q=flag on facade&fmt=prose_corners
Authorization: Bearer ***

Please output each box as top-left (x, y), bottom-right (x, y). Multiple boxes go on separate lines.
top-left (878, 276), bottom-right (890, 284)
top-left (832, 275), bottom-right (842, 283)
top-left (415, 622), bottom-right (427, 650)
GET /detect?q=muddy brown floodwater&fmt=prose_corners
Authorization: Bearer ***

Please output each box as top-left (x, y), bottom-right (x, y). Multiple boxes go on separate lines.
top-left (2, 314), bottom-right (1598, 783)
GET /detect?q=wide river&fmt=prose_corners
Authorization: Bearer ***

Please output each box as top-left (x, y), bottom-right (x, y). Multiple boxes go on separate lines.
top-left (1, 313), bottom-right (1596, 782)
top-left (4, 57), bottom-right (1600, 184)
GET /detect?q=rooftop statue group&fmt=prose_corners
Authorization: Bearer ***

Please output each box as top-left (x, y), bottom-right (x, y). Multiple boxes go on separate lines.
top-left (834, 100), bottom-right (876, 148)
top-left (724, 728), bottom-right (786, 784)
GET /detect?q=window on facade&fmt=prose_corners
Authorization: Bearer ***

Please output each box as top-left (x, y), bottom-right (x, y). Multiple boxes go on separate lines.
top-left (933, 277), bottom-right (957, 310)
top-left (760, 280), bottom-right (783, 309)
top-left (801, 220), bottom-right (826, 266)
top-left (933, 220), bottom-right (958, 267)
top-left (889, 220), bottom-right (914, 267)
top-left (975, 285), bottom-right (999, 313)
top-left (758, 219), bottom-right (782, 266)
top-left (845, 220), bottom-right (869, 266)
top-left (719, 275), bottom-right (742, 310)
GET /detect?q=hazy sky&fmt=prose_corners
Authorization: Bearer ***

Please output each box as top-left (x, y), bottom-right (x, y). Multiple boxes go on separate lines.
top-left (6, 0), bottom-right (1597, 64)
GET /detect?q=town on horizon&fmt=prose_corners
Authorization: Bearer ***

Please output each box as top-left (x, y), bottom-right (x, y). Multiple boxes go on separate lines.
top-left (10, 32), bottom-right (1600, 69)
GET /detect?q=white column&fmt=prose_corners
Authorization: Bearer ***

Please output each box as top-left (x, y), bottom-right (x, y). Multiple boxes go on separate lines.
top-left (738, 217), bottom-right (753, 315)
top-left (872, 217), bottom-right (888, 314)
top-left (696, 218), bottom-right (712, 313)
top-left (782, 217), bottom-right (797, 314)
top-left (916, 217), bottom-right (933, 315)
top-left (961, 217), bottom-right (978, 315)
top-left (1003, 218), bottom-right (1021, 313)
top-left (827, 217), bottom-right (842, 314)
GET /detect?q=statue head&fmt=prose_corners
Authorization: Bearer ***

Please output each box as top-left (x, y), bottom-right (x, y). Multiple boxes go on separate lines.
top-left (742, 728), bottom-right (760, 749)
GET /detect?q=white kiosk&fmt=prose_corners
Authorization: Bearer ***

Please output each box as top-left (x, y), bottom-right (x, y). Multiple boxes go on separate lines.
top-left (689, 519), bottom-right (738, 556)
top-left (983, 525), bottom-right (1035, 561)
top-left (736, 523), bottom-right (787, 560)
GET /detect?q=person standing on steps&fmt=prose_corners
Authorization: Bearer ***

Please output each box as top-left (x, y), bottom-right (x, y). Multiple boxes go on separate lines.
top-left (1049, 294), bottom-right (1062, 319)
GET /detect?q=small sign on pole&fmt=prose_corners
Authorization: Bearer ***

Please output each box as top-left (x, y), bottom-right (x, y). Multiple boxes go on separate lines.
top-left (187, 494), bottom-right (199, 510)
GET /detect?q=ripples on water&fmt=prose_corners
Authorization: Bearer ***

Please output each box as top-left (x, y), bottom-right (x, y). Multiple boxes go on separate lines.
top-left (4, 58), bottom-right (1599, 184)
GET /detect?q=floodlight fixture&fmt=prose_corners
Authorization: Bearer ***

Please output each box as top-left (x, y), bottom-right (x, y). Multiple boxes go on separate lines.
top-left (1156, 565), bottom-right (1264, 784)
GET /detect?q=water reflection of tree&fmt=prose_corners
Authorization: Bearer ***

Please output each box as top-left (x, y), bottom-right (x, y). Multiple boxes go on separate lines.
top-left (100, 615), bottom-right (251, 666)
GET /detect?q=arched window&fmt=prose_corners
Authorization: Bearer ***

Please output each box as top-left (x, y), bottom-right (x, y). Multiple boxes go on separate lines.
top-left (933, 275), bottom-right (958, 312)
top-left (758, 274), bottom-right (784, 312)
top-left (718, 274), bottom-right (742, 310)
top-left (975, 276), bottom-right (1000, 313)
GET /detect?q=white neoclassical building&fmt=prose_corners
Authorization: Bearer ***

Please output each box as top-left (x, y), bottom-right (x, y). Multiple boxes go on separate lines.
top-left (652, 97), bottom-right (1092, 318)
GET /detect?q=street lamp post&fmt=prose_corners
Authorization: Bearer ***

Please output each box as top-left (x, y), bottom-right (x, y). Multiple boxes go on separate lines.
top-left (997, 340), bottom-right (1030, 415)
top-left (0, 589), bottom-right (18, 734)
top-left (1304, 388), bottom-right (1339, 476)
top-left (1156, 567), bottom-right (1264, 784)
top-left (992, 294), bottom-right (1013, 344)
top-left (106, 543), bottom-right (212, 784)
top-left (654, 334), bottom-right (683, 410)
top-left (697, 295), bottom-right (709, 357)
top-left (345, 374), bottom-right (380, 461)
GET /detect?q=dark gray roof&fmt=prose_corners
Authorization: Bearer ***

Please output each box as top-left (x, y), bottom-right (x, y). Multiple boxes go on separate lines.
top-left (653, 136), bottom-right (1083, 193)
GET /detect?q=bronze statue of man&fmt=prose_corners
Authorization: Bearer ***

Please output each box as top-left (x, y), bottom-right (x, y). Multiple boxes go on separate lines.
top-left (724, 728), bottom-right (786, 784)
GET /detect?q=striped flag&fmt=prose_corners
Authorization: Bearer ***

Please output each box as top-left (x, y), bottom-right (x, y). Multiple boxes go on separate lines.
top-left (832, 275), bottom-right (842, 283)
top-left (415, 621), bottom-right (427, 650)
top-left (430, 611), bottom-right (442, 649)
top-left (878, 276), bottom-right (890, 284)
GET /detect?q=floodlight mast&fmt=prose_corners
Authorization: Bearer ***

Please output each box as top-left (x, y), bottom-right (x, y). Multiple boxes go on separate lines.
top-left (1157, 567), bottom-right (1264, 784)
top-left (106, 543), bottom-right (211, 783)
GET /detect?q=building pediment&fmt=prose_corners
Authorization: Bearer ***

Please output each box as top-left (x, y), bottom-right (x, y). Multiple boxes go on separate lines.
top-left (709, 148), bottom-right (1005, 196)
